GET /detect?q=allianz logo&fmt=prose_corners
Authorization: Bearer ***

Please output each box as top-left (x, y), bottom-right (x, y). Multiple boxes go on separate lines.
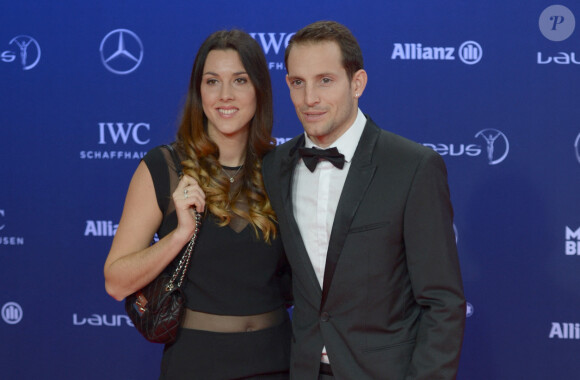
top-left (549, 322), bottom-right (580, 339)
top-left (84, 220), bottom-right (118, 237)
top-left (391, 41), bottom-right (482, 65)
top-left (537, 52), bottom-right (580, 65)
top-left (73, 313), bottom-right (134, 327)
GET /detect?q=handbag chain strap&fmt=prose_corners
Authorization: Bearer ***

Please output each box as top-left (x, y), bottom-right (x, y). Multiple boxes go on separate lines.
top-left (166, 211), bottom-right (202, 292)
top-left (164, 143), bottom-right (202, 292)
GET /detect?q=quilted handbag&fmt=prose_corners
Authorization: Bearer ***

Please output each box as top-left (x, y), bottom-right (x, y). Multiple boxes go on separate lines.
top-left (124, 211), bottom-right (201, 344)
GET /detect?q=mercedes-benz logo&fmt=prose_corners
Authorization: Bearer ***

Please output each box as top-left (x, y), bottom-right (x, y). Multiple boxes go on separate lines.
top-left (9, 35), bottom-right (41, 70)
top-left (100, 29), bottom-right (143, 75)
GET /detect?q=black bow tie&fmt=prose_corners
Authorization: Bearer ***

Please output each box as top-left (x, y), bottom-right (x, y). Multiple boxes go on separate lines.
top-left (298, 146), bottom-right (346, 172)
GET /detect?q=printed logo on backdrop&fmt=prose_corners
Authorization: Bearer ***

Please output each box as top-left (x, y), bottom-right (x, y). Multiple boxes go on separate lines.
top-left (549, 322), bottom-right (579, 339)
top-left (0, 209), bottom-right (25, 246)
top-left (275, 137), bottom-right (292, 145)
top-left (2, 302), bottom-right (23, 325)
top-left (423, 128), bottom-right (509, 165)
top-left (466, 302), bottom-right (474, 318)
top-left (1, 35), bottom-right (41, 70)
top-left (565, 226), bottom-right (579, 255)
top-left (574, 133), bottom-right (580, 164)
top-left (391, 41), bottom-right (482, 65)
top-left (249, 33), bottom-right (295, 71)
top-left (474, 129), bottom-right (509, 165)
top-left (79, 122), bottom-right (150, 160)
top-left (100, 29), bottom-right (143, 75)
top-left (73, 313), bottom-right (133, 327)
top-left (84, 220), bottom-right (118, 237)
top-left (537, 5), bottom-right (578, 65)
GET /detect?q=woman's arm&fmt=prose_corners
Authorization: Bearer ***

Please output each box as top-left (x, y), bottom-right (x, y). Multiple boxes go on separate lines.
top-left (103, 161), bottom-right (204, 301)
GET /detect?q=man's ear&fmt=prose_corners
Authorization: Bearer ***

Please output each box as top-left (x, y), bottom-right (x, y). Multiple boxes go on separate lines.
top-left (352, 69), bottom-right (368, 98)
top-left (285, 74), bottom-right (292, 89)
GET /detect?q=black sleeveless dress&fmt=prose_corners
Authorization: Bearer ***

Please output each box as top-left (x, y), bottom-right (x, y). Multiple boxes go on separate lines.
top-left (143, 145), bottom-right (292, 380)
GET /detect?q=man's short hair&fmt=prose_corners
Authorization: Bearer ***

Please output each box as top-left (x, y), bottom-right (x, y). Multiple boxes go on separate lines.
top-left (285, 20), bottom-right (364, 81)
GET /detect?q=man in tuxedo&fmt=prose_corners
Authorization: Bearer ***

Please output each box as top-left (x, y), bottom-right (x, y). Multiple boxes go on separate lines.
top-left (262, 21), bottom-right (465, 379)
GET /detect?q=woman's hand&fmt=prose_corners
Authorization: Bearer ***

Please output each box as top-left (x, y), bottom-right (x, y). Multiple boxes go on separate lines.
top-left (172, 175), bottom-right (206, 239)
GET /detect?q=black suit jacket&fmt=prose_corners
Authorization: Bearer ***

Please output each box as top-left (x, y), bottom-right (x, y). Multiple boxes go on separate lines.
top-left (262, 117), bottom-right (465, 380)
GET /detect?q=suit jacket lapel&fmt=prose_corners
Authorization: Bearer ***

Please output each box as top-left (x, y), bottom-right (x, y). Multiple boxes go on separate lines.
top-left (280, 135), bottom-right (323, 295)
top-left (320, 119), bottom-right (379, 310)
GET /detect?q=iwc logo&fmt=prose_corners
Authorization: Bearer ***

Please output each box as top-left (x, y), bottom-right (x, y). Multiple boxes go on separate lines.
top-left (100, 29), bottom-right (143, 75)
top-left (249, 32), bottom-right (295, 71)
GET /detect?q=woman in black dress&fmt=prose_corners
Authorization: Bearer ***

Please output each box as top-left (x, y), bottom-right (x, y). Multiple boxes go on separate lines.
top-left (104, 30), bottom-right (292, 379)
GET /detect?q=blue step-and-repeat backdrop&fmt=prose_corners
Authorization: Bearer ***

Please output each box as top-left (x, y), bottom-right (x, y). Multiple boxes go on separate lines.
top-left (1, 1), bottom-right (579, 379)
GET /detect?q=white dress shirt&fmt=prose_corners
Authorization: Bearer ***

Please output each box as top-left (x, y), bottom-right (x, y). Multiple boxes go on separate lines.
top-left (292, 108), bottom-right (367, 364)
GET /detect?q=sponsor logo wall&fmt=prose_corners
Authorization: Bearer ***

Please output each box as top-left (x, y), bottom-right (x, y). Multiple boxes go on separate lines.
top-left (1, 2), bottom-right (578, 380)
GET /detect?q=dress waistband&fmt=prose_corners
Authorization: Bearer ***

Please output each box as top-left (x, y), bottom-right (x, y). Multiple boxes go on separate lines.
top-left (181, 307), bottom-right (287, 333)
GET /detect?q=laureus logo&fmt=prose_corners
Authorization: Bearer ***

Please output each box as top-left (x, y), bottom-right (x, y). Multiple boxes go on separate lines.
top-left (474, 129), bottom-right (509, 165)
top-left (2, 35), bottom-right (41, 70)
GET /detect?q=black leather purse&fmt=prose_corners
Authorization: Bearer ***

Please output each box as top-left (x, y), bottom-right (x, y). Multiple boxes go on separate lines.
top-left (124, 144), bottom-right (201, 344)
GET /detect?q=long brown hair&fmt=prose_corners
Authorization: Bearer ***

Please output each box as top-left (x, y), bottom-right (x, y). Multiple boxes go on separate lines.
top-left (176, 29), bottom-right (277, 242)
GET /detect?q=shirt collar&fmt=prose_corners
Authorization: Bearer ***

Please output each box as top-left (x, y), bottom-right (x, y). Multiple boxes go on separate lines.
top-left (303, 108), bottom-right (367, 163)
